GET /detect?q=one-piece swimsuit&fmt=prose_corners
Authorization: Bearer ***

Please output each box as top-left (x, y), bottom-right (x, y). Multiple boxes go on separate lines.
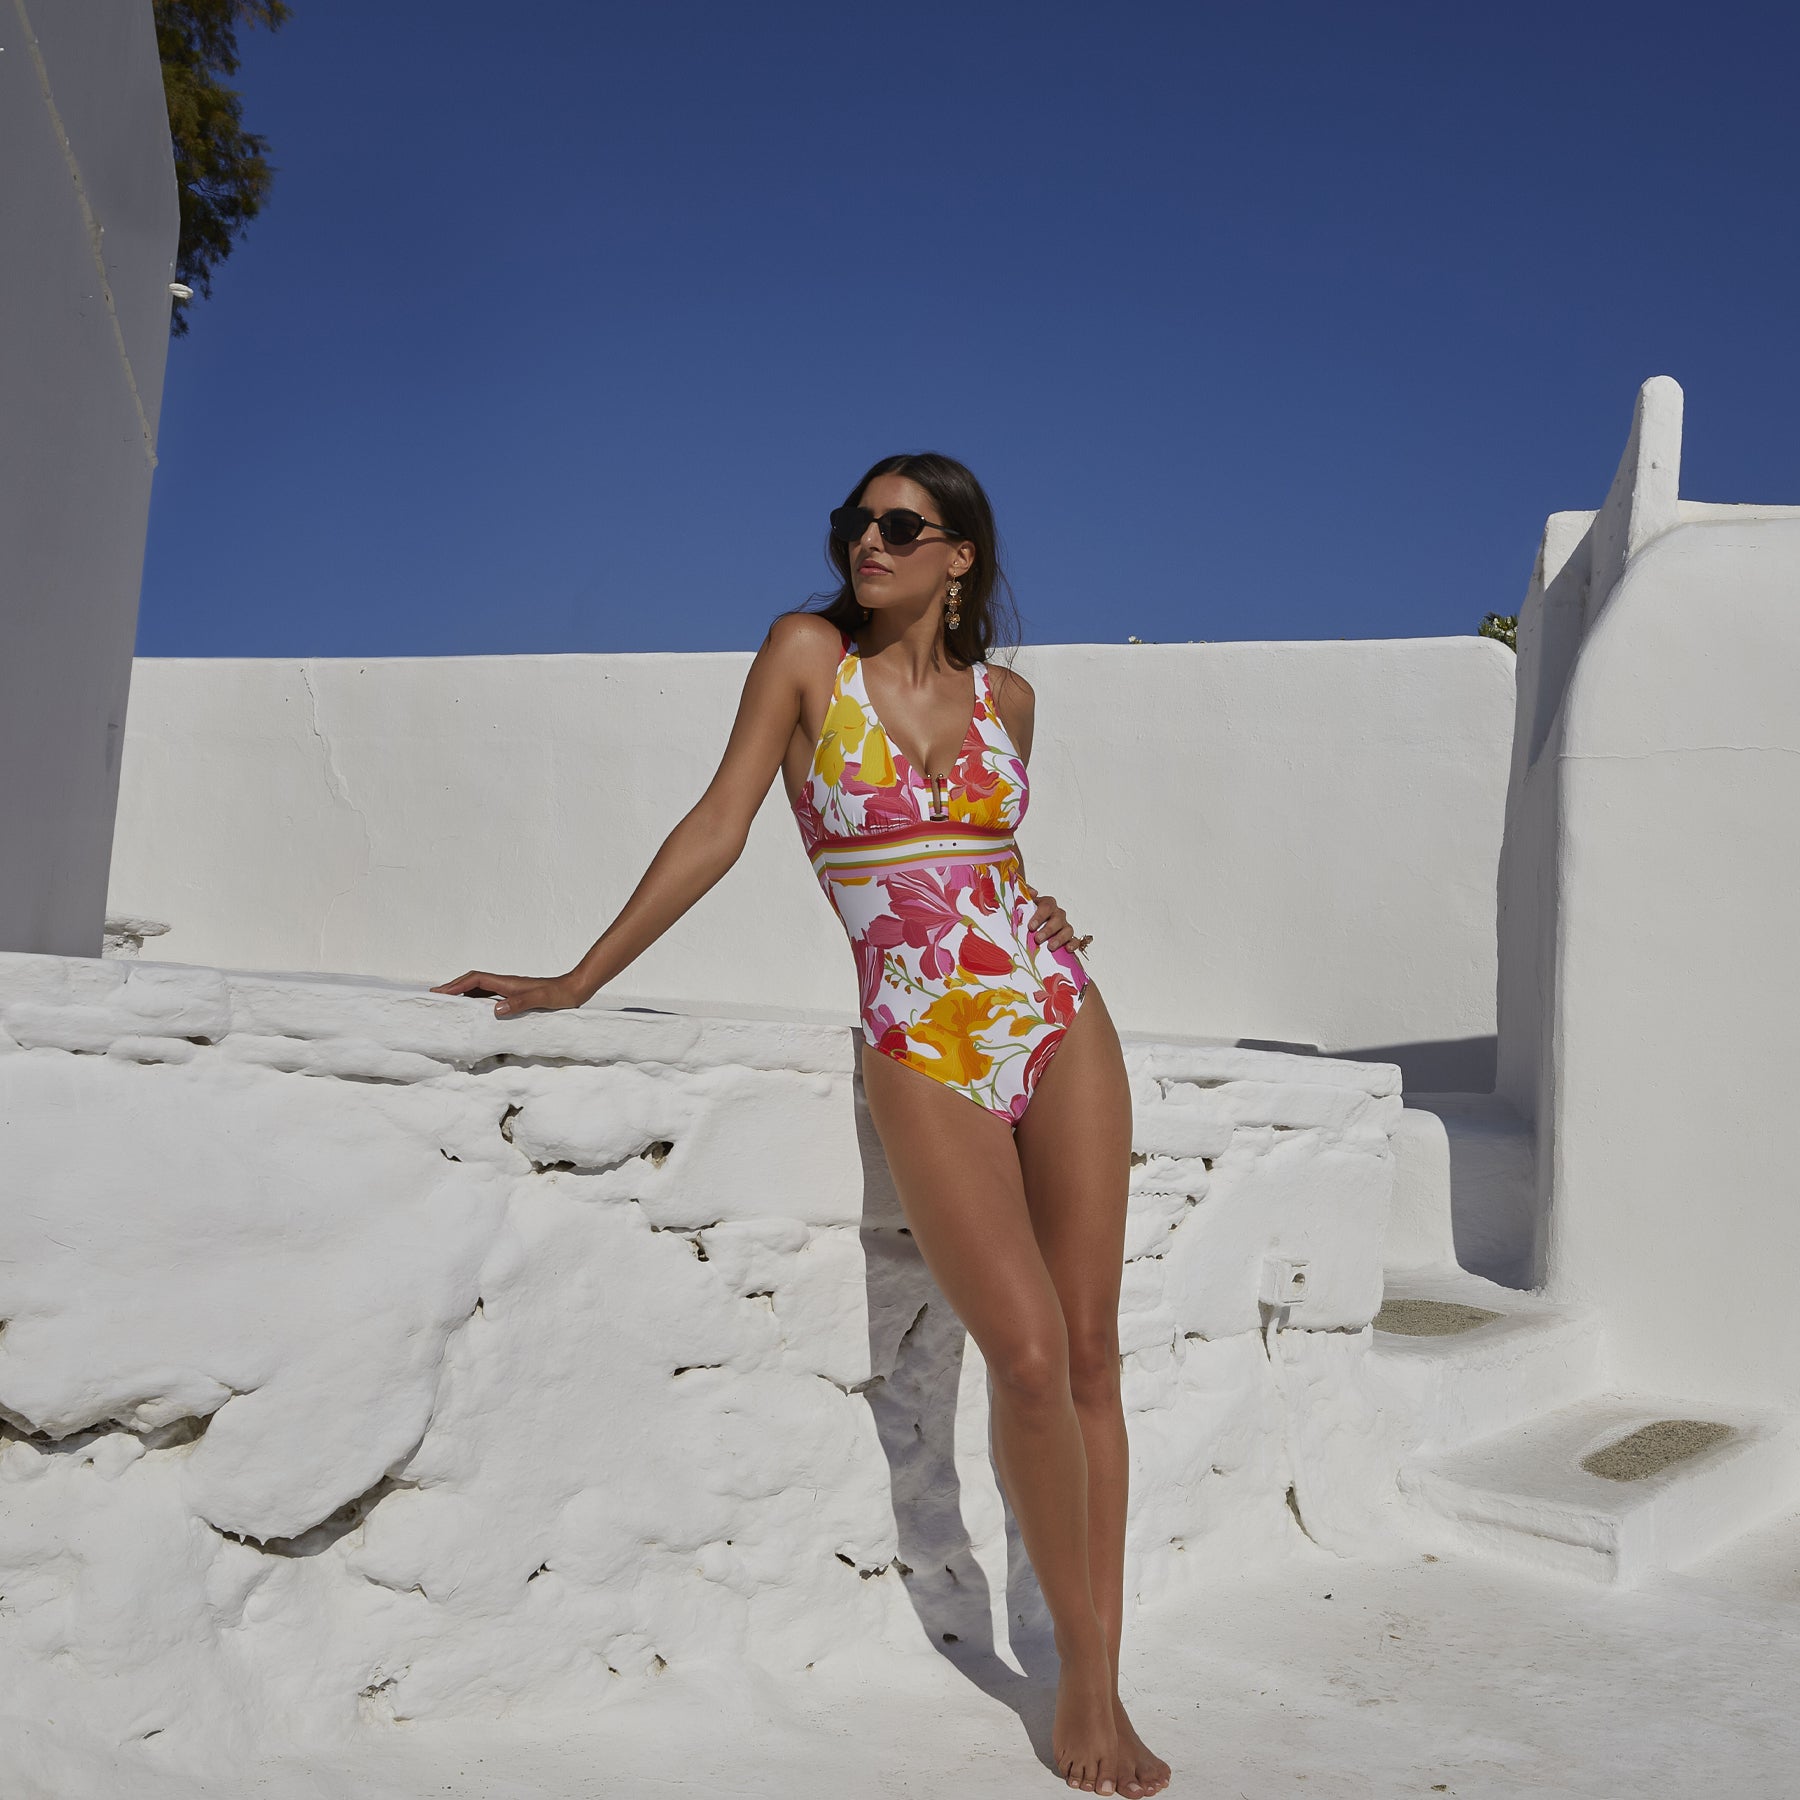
top-left (791, 629), bottom-right (1091, 1124)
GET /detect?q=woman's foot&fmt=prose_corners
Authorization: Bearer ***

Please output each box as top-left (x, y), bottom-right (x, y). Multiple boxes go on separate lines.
top-left (1110, 1697), bottom-right (1171, 1797)
top-left (1053, 1651), bottom-right (1122, 1793)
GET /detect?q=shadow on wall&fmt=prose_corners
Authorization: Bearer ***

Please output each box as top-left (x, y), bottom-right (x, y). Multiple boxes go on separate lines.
top-left (849, 1046), bottom-right (1060, 1765)
top-left (1237, 1035), bottom-right (1496, 1097)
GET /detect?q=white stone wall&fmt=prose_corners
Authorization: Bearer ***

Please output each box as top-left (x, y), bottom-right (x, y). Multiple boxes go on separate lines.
top-left (1495, 377), bottom-right (1800, 1409)
top-left (1550, 516), bottom-right (1800, 1410)
top-left (0, 951), bottom-right (1401, 1746)
top-left (0, 0), bottom-right (177, 955)
top-left (106, 636), bottom-right (1515, 1092)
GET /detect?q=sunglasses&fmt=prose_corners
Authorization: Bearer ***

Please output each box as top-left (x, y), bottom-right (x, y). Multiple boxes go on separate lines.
top-left (829, 505), bottom-right (966, 548)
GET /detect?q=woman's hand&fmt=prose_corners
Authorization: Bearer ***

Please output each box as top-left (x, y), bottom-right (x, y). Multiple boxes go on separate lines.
top-left (430, 970), bottom-right (588, 1019)
top-left (1026, 893), bottom-right (1090, 954)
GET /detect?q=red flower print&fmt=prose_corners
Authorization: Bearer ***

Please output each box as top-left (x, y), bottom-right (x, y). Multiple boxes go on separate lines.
top-left (854, 936), bottom-right (889, 1016)
top-left (953, 743), bottom-right (1001, 800)
top-left (865, 912), bottom-right (906, 951)
top-left (793, 789), bottom-right (827, 854)
top-left (862, 1000), bottom-right (910, 1058)
top-left (884, 868), bottom-right (971, 979)
top-left (969, 862), bottom-right (1000, 915)
top-left (1021, 1025), bottom-right (1066, 1097)
top-left (957, 929), bottom-right (1016, 979)
top-left (845, 774), bottom-right (925, 829)
top-left (1038, 970), bottom-right (1080, 1028)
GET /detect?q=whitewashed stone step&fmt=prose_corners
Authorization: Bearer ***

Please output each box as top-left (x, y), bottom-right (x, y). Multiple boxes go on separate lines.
top-left (1400, 1396), bottom-right (1800, 1584)
top-left (1371, 1266), bottom-right (1604, 1454)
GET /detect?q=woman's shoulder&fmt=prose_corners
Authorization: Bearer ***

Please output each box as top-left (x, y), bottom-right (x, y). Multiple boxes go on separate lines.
top-left (983, 656), bottom-right (1035, 707)
top-left (982, 655), bottom-right (1035, 744)
top-left (763, 608), bottom-right (850, 671)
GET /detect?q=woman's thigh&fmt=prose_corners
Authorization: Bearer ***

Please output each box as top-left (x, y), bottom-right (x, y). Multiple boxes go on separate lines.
top-left (1012, 983), bottom-right (1134, 1383)
top-left (859, 1044), bottom-right (1069, 1386)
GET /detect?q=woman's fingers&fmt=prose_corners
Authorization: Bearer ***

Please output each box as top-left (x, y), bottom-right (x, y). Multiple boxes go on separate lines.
top-left (432, 971), bottom-right (529, 1000)
top-left (432, 971), bottom-right (580, 1019)
top-left (1028, 892), bottom-right (1078, 948)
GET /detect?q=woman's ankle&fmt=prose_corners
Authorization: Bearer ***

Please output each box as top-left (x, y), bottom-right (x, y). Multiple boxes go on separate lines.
top-left (1052, 1625), bottom-right (1114, 1672)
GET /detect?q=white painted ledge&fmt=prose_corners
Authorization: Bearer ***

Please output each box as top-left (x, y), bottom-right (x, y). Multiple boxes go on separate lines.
top-left (0, 950), bottom-right (1401, 1744)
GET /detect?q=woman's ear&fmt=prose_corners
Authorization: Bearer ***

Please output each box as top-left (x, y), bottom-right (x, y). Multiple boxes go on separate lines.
top-left (951, 542), bottom-right (975, 580)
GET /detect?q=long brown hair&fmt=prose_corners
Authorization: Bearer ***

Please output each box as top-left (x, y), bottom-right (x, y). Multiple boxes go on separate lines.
top-left (803, 452), bottom-right (1020, 668)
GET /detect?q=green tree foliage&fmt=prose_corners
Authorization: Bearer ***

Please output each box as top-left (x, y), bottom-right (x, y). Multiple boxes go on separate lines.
top-left (1479, 611), bottom-right (1518, 652)
top-left (154, 0), bottom-right (290, 335)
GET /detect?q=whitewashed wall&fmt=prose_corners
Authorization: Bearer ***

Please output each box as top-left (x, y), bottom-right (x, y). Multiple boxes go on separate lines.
top-left (107, 637), bottom-right (1514, 1092)
top-left (0, 951), bottom-right (1401, 1752)
top-left (1495, 376), bottom-right (1800, 1409)
top-left (1551, 518), bottom-right (1800, 1410)
top-left (0, 0), bottom-right (176, 955)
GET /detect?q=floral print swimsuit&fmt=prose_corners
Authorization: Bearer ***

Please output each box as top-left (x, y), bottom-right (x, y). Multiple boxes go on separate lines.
top-left (792, 629), bottom-right (1091, 1124)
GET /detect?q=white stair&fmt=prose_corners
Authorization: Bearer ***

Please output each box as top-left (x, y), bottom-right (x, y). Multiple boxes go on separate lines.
top-left (1371, 1264), bottom-right (1604, 1455)
top-left (1400, 1396), bottom-right (1800, 1584)
top-left (1378, 1093), bottom-right (1800, 1584)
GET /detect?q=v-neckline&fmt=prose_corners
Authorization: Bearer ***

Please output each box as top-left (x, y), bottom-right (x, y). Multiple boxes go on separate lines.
top-left (850, 643), bottom-right (983, 785)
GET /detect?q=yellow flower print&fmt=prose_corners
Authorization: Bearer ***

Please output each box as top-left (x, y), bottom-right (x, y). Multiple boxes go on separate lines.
top-left (859, 723), bottom-right (898, 787)
top-left (949, 786), bottom-right (1008, 827)
top-left (816, 681), bottom-right (868, 788)
top-left (907, 986), bottom-right (1019, 1086)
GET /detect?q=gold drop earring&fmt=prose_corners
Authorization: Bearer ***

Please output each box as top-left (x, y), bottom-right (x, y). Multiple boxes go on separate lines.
top-left (944, 577), bottom-right (963, 632)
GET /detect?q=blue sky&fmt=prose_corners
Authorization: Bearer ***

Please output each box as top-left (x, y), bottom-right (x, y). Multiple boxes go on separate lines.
top-left (139, 0), bottom-right (1800, 656)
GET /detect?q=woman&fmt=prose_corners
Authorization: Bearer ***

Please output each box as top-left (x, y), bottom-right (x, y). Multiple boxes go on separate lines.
top-left (433, 453), bottom-right (1171, 1799)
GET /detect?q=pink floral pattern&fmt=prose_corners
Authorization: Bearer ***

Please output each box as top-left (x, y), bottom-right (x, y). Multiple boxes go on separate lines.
top-left (793, 631), bottom-right (1091, 1122)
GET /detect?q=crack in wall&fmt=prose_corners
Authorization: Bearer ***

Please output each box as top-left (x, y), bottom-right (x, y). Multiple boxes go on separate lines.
top-left (0, 1408), bottom-right (214, 1453)
top-left (10, 0), bottom-right (160, 467)
top-left (296, 662), bottom-right (374, 964)
top-left (523, 1138), bottom-right (677, 1178)
top-left (1566, 743), bottom-right (1800, 761)
top-left (208, 1472), bottom-right (417, 1558)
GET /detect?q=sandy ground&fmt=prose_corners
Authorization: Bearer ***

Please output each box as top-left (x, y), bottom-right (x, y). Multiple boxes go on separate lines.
top-left (11, 1506), bottom-right (1799, 1800)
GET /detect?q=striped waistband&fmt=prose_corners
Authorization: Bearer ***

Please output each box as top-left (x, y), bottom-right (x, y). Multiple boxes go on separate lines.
top-left (809, 822), bottom-right (1019, 880)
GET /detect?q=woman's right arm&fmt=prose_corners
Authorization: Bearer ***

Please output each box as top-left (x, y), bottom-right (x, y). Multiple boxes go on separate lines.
top-left (433, 613), bottom-right (831, 1018)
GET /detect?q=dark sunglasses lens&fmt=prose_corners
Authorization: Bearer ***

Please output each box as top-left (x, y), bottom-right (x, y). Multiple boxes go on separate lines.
top-left (878, 510), bottom-right (926, 545)
top-left (829, 506), bottom-right (872, 542)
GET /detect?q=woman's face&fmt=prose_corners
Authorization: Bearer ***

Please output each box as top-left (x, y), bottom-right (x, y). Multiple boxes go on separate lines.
top-left (846, 473), bottom-right (975, 618)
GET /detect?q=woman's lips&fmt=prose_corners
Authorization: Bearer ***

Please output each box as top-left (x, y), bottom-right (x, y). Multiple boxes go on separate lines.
top-left (859, 563), bottom-right (889, 575)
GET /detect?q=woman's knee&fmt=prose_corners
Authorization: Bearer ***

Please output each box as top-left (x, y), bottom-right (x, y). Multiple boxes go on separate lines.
top-left (1066, 1323), bottom-right (1122, 1410)
top-left (983, 1326), bottom-right (1071, 1410)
